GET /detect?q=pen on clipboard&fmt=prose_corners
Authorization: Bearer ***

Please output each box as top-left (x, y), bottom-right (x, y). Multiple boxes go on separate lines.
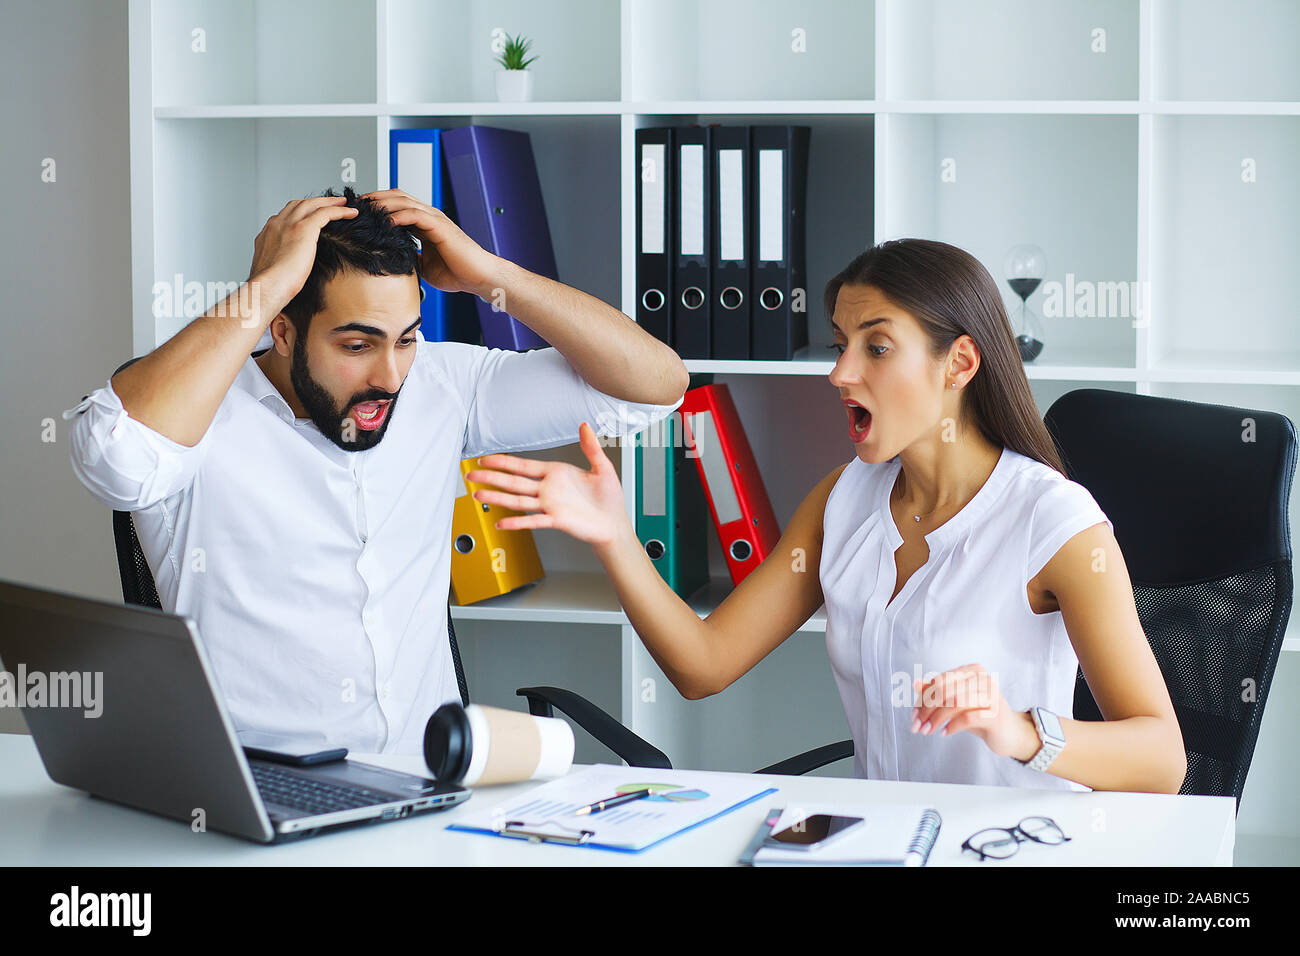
top-left (573, 788), bottom-right (652, 816)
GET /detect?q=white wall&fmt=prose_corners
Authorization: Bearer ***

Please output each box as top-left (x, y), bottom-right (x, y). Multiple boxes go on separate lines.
top-left (0, 0), bottom-right (133, 733)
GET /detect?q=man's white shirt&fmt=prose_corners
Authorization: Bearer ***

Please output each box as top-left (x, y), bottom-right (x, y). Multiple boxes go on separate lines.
top-left (63, 334), bottom-right (682, 754)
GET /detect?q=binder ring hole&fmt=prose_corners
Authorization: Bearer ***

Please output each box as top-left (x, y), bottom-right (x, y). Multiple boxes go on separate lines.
top-left (720, 287), bottom-right (743, 310)
top-left (645, 539), bottom-right (666, 561)
top-left (454, 534), bottom-right (476, 555)
top-left (760, 287), bottom-right (784, 310)
top-left (729, 539), bottom-right (752, 562)
top-left (681, 286), bottom-right (705, 310)
top-left (641, 289), bottom-right (665, 312)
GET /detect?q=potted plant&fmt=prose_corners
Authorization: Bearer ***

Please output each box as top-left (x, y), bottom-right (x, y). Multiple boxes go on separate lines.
top-left (494, 32), bottom-right (538, 102)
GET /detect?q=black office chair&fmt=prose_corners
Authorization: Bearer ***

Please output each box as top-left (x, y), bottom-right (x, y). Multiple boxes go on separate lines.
top-left (1044, 388), bottom-right (1295, 811)
top-left (104, 356), bottom-right (671, 769)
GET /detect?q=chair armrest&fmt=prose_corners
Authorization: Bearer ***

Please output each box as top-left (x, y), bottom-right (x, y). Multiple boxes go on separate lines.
top-left (754, 739), bottom-right (854, 776)
top-left (515, 686), bottom-right (672, 769)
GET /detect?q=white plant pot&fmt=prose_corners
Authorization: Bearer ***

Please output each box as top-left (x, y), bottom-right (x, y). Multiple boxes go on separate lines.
top-left (495, 69), bottom-right (534, 102)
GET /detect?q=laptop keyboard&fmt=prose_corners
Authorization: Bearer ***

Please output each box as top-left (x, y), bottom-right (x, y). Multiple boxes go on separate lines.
top-left (250, 762), bottom-right (394, 816)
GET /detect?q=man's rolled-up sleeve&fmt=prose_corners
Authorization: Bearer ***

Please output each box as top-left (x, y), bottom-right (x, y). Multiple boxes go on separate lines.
top-left (425, 342), bottom-right (683, 460)
top-left (62, 378), bottom-right (213, 511)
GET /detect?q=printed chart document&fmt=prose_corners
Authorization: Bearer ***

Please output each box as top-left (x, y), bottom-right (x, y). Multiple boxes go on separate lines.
top-left (448, 764), bottom-right (777, 853)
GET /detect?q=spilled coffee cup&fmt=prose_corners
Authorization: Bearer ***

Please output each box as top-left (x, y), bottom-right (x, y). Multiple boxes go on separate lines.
top-left (423, 702), bottom-right (575, 786)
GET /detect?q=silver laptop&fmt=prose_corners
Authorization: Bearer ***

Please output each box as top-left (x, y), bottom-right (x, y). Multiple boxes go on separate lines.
top-left (0, 578), bottom-right (471, 843)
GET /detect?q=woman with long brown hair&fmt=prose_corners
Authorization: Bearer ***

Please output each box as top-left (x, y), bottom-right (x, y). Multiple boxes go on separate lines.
top-left (466, 238), bottom-right (1186, 793)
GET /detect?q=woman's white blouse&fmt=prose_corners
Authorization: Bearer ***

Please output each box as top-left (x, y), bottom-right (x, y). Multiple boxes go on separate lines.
top-left (819, 445), bottom-right (1112, 792)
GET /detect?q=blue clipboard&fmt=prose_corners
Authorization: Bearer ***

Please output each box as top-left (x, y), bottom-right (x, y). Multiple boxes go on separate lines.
top-left (447, 786), bottom-right (778, 855)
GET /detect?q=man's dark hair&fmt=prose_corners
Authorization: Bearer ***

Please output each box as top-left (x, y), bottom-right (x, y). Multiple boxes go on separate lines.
top-left (281, 186), bottom-right (420, 337)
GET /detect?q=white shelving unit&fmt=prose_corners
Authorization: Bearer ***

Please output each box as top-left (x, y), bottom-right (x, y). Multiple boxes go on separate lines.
top-left (129, 0), bottom-right (1298, 796)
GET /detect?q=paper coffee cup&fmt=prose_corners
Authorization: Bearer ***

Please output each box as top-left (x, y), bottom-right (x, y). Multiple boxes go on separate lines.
top-left (424, 703), bottom-right (575, 786)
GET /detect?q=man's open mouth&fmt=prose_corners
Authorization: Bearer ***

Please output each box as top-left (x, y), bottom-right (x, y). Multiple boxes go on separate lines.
top-left (351, 400), bottom-right (390, 431)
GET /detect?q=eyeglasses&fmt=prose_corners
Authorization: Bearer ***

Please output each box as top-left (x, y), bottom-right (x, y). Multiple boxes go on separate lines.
top-left (961, 815), bottom-right (1071, 862)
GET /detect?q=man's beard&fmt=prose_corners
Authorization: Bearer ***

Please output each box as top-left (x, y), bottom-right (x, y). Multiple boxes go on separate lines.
top-left (290, 335), bottom-right (400, 452)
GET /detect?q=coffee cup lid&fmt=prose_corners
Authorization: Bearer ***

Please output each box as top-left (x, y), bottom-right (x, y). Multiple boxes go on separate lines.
top-left (423, 702), bottom-right (472, 784)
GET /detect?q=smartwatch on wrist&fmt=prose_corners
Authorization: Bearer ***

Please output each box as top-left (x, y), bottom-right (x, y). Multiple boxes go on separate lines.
top-left (1018, 706), bottom-right (1066, 772)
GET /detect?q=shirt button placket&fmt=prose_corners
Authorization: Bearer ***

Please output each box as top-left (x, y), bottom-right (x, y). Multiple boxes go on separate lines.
top-left (359, 592), bottom-right (389, 744)
top-left (353, 460), bottom-right (368, 544)
top-left (867, 559), bottom-right (893, 781)
top-left (354, 461), bottom-right (388, 749)
top-left (883, 614), bottom-right (900, 780)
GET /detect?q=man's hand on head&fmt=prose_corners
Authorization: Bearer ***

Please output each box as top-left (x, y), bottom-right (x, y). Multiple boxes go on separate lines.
top-left (248, 195), bottom-right (359, 320)
top-left (361, 189), bottom-right (503, 300)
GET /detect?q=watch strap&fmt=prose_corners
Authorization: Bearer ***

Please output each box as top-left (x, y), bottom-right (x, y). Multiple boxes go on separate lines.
top-left (1022, 706), bottom-right (1065, 772)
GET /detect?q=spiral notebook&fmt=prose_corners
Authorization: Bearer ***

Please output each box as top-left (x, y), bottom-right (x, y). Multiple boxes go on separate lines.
top-left (740, 803), bottom-right (943, 866)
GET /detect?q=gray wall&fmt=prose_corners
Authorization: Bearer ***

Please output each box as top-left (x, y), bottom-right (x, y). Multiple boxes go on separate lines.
top-left (1, 0), bottom-right (132, 733)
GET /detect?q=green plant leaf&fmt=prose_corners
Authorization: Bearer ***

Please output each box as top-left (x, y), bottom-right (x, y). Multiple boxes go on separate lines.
top-left (495, 32), bottom-right (537, 70)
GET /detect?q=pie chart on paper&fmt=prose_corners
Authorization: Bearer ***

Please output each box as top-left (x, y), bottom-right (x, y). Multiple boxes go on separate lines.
top-left (616, 782), bottom-right (710, 802)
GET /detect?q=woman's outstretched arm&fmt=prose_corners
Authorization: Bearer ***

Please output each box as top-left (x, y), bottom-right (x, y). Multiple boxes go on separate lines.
top-left (468, 422), bottom-right (848, 700)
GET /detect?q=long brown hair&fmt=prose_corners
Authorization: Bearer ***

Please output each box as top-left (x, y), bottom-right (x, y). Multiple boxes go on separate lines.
top-left (823, 237), bottom-right (1065, 475)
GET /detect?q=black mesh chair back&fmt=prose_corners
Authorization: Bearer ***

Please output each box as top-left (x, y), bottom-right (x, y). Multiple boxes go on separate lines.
top-left (446, 603), bottom-right (469, 707)
top-left (112, 509), bottom-right (161, 609)
top-left (105, 359), bottom-right (470, 708)
top-left (1044, 389), bottom-right (1295, 810)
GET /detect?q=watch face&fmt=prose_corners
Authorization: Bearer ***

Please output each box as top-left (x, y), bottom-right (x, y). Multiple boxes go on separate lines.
top-left (1038, 708), bottom-right (1065, 744)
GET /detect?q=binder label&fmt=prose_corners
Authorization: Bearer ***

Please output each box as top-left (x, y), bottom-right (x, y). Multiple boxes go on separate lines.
top-left (689, 411), bottom-right (742, 525)
top-left (641, 143), bottom-right (666, 255)
top-left (396, 141), bottom-right (435, 207)
top-left (640, 439), bottom-right (666, 517)
top-left (758, 149), bottom-right (784, 262)
top-left (719, 149), bottom-right (744, 261)
top-left (680, 145), bottom-right (705, 257)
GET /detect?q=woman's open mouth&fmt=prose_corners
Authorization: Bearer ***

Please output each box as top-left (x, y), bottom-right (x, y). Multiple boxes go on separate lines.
top-left (844, 401), bottom-right (872, 444)
top-left (351, 400), bottom-right (390, 432)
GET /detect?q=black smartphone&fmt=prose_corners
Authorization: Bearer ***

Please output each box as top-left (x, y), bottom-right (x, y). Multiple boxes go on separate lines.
top-left (763, 813), bottom-right (865, 850)
top-left (238, 731), bottom-right (347, 766)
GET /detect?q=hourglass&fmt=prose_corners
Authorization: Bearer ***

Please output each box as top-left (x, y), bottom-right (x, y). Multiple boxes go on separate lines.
top-left (1004, 244), bottom-right (1046, 362)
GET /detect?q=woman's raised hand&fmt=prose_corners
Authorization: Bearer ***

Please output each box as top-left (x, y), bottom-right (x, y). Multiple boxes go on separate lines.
top-left (464, 422), bottom-right (632, 548)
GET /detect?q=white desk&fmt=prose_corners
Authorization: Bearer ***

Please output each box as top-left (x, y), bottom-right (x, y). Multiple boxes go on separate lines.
top-left (0, 734), bottom-right (1234, 866)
